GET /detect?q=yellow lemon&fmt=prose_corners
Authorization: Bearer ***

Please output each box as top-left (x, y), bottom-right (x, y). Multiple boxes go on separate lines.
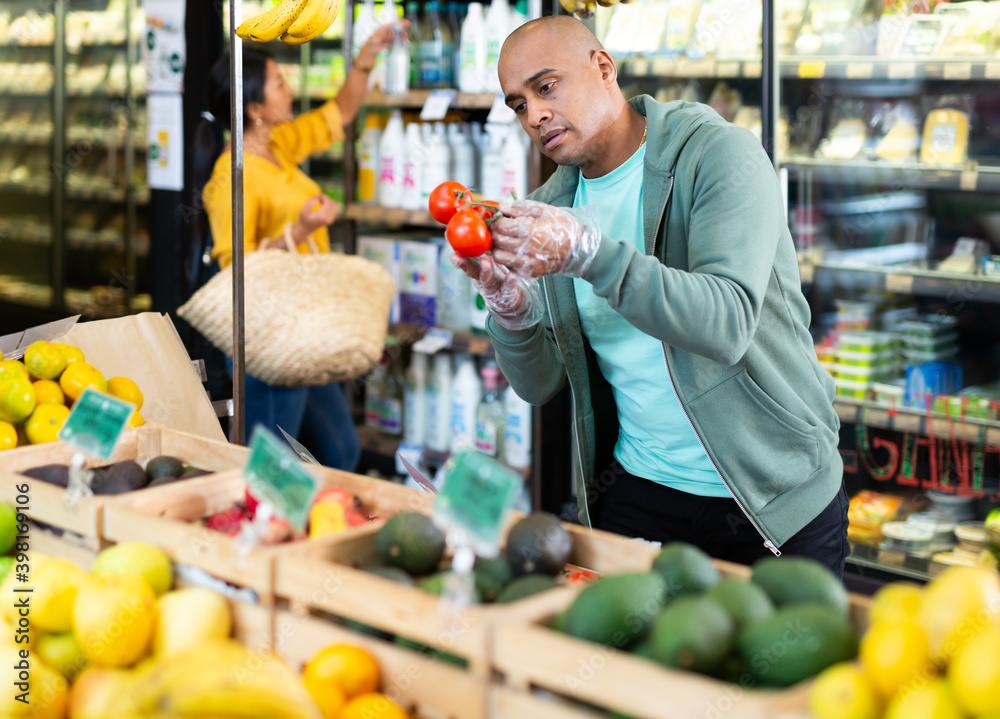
top-left (340, 692), bottom-right (408, 719)
top-left (0, 375), bottom-right (36, 424)
top-left (884, 678), bottom-right (964, 719)
top-left (23, 341), bottom-right (67, 381)
top-left (52, 342), bottom-right (84, 364)
top-left (72, 573), bottom-right (157, 668)
top-left (106, 377), bottom-right (143, 412)
top-left (303, 672), bottom-right (348, 719)
top-left (948, 625), bottom-right (1000, 716)
top-left (130, 410), bottom-right (144, 427)
top-left (0, 421), bottom-right (16, 451)
top-left (0, 646), bottom-right (68, 719)
top-left (25, 404), bottom-right (71, 445)
top-left (860, 619), bottom-right (935, 698)
top-left (58, 362), bottom-right (107, 403)
top-left (32, 557), bottom-right (89, 633)
top-left (810, 662), bottom-right (881, 719)
top-left (870, 582), bottom-right (924, 626)
top-left (0, 359), bottom-right (29, 382)
top-left (918, 566), bottom-right (1000, 663)
top-left (303, 644), bottom-right (381, 699)
top-left (32, 379), bottom-right (65, 406)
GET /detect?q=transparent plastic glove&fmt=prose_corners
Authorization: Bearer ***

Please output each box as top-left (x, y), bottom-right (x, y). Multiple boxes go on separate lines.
top-left (451, 253), bottom-right (542, 331)
top-left (491, 200), bottom-right (601, 279)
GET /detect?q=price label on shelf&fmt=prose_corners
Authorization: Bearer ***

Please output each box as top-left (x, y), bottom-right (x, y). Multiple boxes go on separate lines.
top-left (846, 62), bottom-right (874, 79)
top-left (888, 62), bottom-right (917, 79)
top-left (986, 62), bottom-right (1000, 80)
top-left (798, 61), bottom-right (826, 79)
top-left (716, 61), bottom-right (740, 77)
top-left (412, 328), bottom-right (453, 354)
top-left (743, 61), bottom-right (762, 78)
top-left (960, 161), bottom-right (980, 191)
top-left (420, 89), bottom-right (457, 121)
top-left (652, 58), bottom-right (674, 75)
top-left (486, 93), bottom-right (516, 124)
top-left (943, 62), bottom-right (972, 80)
top-left (58, 387), bottom-right (134, 460)
top-left (434, 449), bottom-right (520, 556)
top-left (243, 426), bottom-right (319, 532)
top-left (885, 274), bottom-right (915, 294)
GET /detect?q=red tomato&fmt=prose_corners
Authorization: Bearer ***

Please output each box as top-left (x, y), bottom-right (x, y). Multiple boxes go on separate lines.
top-left (428, 181), bottom-right (471, 224)
top-left (470, 200), bottom-right (500, 221)
top-left (446, 209), bottom-right (492, 258)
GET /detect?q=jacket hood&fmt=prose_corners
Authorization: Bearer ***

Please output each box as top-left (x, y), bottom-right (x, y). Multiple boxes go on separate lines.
top-left (531, 95), bottom-right (728, 206)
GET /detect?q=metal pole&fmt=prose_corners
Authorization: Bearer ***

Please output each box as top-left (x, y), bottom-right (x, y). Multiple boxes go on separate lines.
top-left (230, 0), bottom-right (246, 445)
top-left (52, 0), bottom-right (66, 314)
top-left (762, 0), bottom-right (776, 168)
top-left (124, 0), bottom-right (136, 313)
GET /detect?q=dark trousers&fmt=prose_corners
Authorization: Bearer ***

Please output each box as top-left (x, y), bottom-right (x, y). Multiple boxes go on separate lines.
top-left (593, 462), bottom-right (851, 578)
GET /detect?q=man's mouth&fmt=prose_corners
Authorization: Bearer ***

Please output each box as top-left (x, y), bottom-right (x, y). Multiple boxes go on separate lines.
top-left (541, 129), bottom-right (566, 150)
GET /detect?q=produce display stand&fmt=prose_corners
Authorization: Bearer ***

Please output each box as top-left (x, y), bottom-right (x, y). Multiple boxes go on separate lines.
top-left (274, 520), bottom-right (666, 677)
top-left (491, 560), bottom-right (871, 719)
top-left (101, 465), bottom-right (435, 604)
top-left (0, 423), bottom-right (250, 553)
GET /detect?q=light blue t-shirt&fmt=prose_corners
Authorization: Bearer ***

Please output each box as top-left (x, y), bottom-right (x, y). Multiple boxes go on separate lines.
top-left (572, 143), bottom-right (730, 498)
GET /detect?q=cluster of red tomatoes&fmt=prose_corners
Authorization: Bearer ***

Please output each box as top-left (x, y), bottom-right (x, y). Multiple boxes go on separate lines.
top-left (428, 181), bottom-right (500, 258)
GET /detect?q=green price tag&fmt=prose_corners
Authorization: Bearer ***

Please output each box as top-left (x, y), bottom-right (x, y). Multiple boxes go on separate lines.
top-left (434, 449), bottom-right (520, 555)
top-left (243, 427), bottom-right (318, 532)
top-left (58, 387), bottom-right (134, 459)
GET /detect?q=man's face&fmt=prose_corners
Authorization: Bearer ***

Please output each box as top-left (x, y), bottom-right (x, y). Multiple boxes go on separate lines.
top-left (499, 33), bottom-right (615, 169)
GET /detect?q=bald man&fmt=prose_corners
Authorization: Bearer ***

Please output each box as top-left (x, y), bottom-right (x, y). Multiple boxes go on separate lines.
top-left (453, 16), bottom-right (849, 576)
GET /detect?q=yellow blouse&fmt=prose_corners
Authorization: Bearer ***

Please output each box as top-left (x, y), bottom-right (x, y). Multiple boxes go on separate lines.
top-left (202, 101), bottom-right (346, 269)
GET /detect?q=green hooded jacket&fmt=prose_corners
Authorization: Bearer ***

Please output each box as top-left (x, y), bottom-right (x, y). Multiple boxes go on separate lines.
top-left (486, 96), bottom-right (842, 551)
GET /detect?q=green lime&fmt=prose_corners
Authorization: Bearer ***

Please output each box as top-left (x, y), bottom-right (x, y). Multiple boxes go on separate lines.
top-left (0, 556), bottom-right (14, 584)
top-left (0, 502), bottom-right (18, 554)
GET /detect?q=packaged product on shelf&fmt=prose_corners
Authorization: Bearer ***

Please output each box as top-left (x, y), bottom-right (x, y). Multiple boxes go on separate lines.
top-left (401, 122), bottom-right (425, 210)
top-left (905, 360), bottom-right (963, 409)
top-left (662, 0), bottom-right (701, 56)
top-left (792, 0), bottom-right (871, 55)
top-left (633, 0), bottom-right (671, 55)
top-left (474, 360), bottom-right (505, 457)
top-left (384, 22), bottom-right (411, 96)
top-left (436, 243), bottom-right (472, 331)
top-left (816, 99), bottom-right (870, 161)
top-left (484, 0), bottom-right (511, 93)
top-left (847, 489), bottom-right (905, 545)
top-left (777, 0), bottom-right (808, 54)
top-left (449, 353), bottom-right (481, 450)
top-left (404, 350), bottom-right (429, 446)
top-left (425, 352), bottom-right (452, 451)
top-left (480, 123), bottom-right (507, 202)
top-left (716, 0), bottom-right (763, 60)
top-left (377, 110), bottom-right (405, 206)
top-left (873, 100), bottom-right (921, 163)
top-left (935, 1), bottom-right (997, 57)
top-left (920, 103), bottom-right (970, 166)
top-left (458, 2), bottom-right (487, 93)
top-left (419, 1), bottom-right (453, 89)
top-left (419, 123), bottom-right (453, 204)
top-left (365, 352), bottom-right (389, 430)
top-left (447, 122), bottom-right (477, 193)
top-left (379, 348), bottom-right (406, 436)
top-left (357, 236), bottom-right (400, 322)
top-left (398, 239), bottom-right (439, 326)
top-left (500, 125), bottom-right (528, 201)
top-left (893, 13), bottom-right (950, 57)
top-left (503, 384), bottom-right (533, 471)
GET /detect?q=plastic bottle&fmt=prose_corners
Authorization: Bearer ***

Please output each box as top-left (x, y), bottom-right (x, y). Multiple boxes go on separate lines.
top-left (425, 353), bottom-right (453, 452)
top-left (419, 1), bottom-right (452, 90)
top-left (437, 238), bottom-right (472, 330)
top-left (353, 0), bottom-right (378, 59)
top-left (458, 2), bottom-right (486, 93)
top-left (448, 1), bottom-right (463, 86)
top-left (500, 125), bottom-right (527, 201)
top-left (379, 349), bottom-right (405, 436)
top-left (377, 110), bottom-right (405, 207)
top-left (385, 22), bottom-right (410, 96)
top-left (420, 123), bottom-right (452, 204)
top-left (480, 123), bottom-right (507, 202)
top-left (357, 114), bottom-right (382, 204)
top-left (448, 122), bottom-right (476, 192)
top-left (404, 351), bottom-right (428, 446)
top-left (483, 0), bottom-right (509, 93)
top-left (404, 2), bottom-right (422, 89)
top-left (474, 361), bottom-right (505, 457)
top-left (503, 384), bottom-right (532, 470)
top-left (401, 122), bottom-right (425, 211)
top-left (364, 352), bottom-right (389, 429)
top-left (510, 0), bottom-right (528, 30)
top-left (449, 353), bottom-right (481, 451)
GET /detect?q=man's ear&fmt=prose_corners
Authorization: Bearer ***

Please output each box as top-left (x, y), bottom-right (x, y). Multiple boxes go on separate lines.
top-left (593, 49), bottom-right (617, 88)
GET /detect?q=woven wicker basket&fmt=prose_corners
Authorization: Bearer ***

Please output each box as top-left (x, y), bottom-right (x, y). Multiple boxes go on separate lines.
top-left (178, 245), bottom-right (395, 387)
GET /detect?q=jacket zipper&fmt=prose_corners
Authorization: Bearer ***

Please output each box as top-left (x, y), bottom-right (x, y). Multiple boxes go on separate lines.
top-left (652, 176), bottom-right (780, 556)
top-left (543, 277), bottom-right (591, 529)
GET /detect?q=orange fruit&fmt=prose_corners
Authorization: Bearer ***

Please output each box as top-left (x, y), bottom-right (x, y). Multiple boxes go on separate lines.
top-left (340, 692), bottom-right (408, 719)
top-left (130, 410), bottom-right (145, 427)
top-left (860, 619), bottom-right (934, 698)
top-left (23, 341), bottom-right (67, 380)
top-left (52, 343), bottom-right (85, 364)
top-left (303, 672), bottom-right (348, 719)
top-left (106, 377), bottom-right (143, 411)
top-left (0, 360), bottom-right (28, 382)
top-left (59, 362), bottom-right (108, 402)
top-left (0, 375), bottom-right (36, 424)
top-left (32, 379), bottom-right (65, 406)
top-left (0, 421), bottom-right (16, 451)
top-left (303, 645), bottom-right (380, 699)
top-left (25, 404), bottom-right (71, 445)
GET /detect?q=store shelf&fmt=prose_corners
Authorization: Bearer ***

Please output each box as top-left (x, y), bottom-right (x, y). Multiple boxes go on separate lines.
top-left (0, 129), bottom-right (138, 149)
top-left (363, 89), bottom-right (498, 110)
top-left (0, 129), bottom-right (54, 144)
top-left (0, 179), bottom-right (51, 195)
top-left (782, 157), bottom-right (1000, 192)
top-left (834, 399), bottom-right (1000, 445)
top-left (780, 56), bottom-right (1000, 81)
top-left (389, 323), bottom-right (494, 357)
top-left (846, 549), bottom-right (935, 583)
top-left (618, 56), bottom-right (762, 79)
top-left (800, 260), bottom-right (1000, 304)
top-left (345, 203), bottom-right (440, 229)
top-left (356, 425), bottom-right (404, 458)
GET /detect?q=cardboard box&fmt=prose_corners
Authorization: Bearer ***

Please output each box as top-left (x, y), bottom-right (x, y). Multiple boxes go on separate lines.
top-left (0, 313), bottom-right (225, 442)
top-left (357, 235), bottom-right (401, 323)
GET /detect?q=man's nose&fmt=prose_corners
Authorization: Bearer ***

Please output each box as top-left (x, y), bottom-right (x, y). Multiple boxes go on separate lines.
top-left (527, 101), bottom-right (551, 128)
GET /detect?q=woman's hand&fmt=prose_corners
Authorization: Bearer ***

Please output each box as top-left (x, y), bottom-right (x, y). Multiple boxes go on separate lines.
top-left (354, 20), bottom-right (409, 71)
top-left (291, 194), bottom-right (340, 244)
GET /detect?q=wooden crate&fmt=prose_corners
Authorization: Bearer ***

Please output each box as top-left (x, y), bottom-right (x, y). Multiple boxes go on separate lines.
top-left (274, 607), bottom-right (490, 719)
top-left (274, 521), bottom-right (664, 676)
top-left (0, 423), bottom-right (249, 549)
top-left (491, 561), bottom-right (871, 719)
top-left (102, 467), bottom-right (434, 603)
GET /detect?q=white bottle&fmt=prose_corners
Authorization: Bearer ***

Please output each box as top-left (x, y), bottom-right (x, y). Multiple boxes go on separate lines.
top-left (353, 0), bottom-right (378, 58)
top-left (437, 242), bottom-right (472, 331)
top-left (357, 115), bottom-right (382, 205)
top-left (364, 353), bottom-right (389, 429)
top-left (474, 362), bottom-right (505, 457)
top-left (402, 122), bottom-right (425, 211)
top-left (458, 2), bottom-right (487, 93)
top-left (420, 123), bottom-right (452, 204)
top-left (500, 125), bottom-right (527, 201)
top-left (385, 23), bottom-right (410, 96)
top-left (448, 123), bottom-right (477, 193)
top-left (480, 123), bottom-right (507, 202)
top-left (425, 352), bottom-right (453, 452)
top-left (449, 353), bottom-right (481, 451)
top-left (483, 0), bottom-right (510, 93)
top-left (404, 351), bottom-right (428, 446)
top-left (421, 121), bottom-right (433, 145)
top-left (466, 121), bottom-right (481, 187)
top-left (503, 385), bottom-right (532, 470)
top-left (377, 110), bottom-right (405, 207)
top-left (370, 0), bottom-right (400, 90)
top-left (508, 2), bottom-right (528, 31)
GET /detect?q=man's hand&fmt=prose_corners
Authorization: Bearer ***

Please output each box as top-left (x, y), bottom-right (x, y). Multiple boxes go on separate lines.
top-left (292, 194), bottom-right (340, 244)
top-left (491, 200), bottom-right (601, 278)
top-left (451, 252), bottom-right (542, 331)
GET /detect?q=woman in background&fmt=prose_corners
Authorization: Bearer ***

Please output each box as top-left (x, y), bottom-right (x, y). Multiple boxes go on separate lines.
top-left (193, 25), bottom-right (400, 469)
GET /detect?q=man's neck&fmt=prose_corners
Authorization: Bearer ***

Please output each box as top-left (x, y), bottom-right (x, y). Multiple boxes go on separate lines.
top-left (579, 105), bottom-right (645, 179)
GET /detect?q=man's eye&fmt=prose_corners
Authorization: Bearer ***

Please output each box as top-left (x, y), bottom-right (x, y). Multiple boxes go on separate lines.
top-left (539, 82), bottom-right (553, 94)
top-left (514, 103), bottom-right (526, 114)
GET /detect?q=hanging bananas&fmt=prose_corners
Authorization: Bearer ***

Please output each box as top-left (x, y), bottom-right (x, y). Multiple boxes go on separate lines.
top-left (235, 0), bottom-right (341, 45)
top-left (559, 0), bottom-right (598, 19)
